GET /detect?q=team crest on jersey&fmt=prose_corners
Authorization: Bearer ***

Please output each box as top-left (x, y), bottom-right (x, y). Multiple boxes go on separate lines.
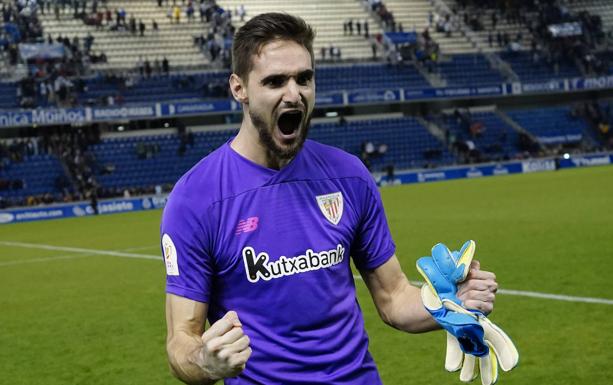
top-left (316, 192), bottom-right (343, 225)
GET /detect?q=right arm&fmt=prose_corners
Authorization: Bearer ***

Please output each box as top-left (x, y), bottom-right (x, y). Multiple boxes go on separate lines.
top-left (165, 294), bottom-right (252, 385)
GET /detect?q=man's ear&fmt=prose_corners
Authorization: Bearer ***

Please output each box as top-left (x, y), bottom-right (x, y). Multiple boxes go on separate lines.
top-left (229, 74), bottom-right (248, 104)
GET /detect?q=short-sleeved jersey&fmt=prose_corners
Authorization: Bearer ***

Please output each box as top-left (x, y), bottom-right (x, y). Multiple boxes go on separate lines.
top-left (161, 138), bottom-right (395, 384)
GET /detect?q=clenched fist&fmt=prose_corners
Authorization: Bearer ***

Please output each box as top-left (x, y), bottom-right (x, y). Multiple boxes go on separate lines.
top-left (198, 311), bottom-right (252, 380)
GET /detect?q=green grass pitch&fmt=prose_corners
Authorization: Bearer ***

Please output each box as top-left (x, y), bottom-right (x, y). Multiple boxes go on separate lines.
top-left (1, 165), bottom-right (612, 384)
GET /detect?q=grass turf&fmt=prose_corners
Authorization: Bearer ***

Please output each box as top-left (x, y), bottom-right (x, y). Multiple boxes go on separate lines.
top-left (1, 165), bottom-right (612, 384)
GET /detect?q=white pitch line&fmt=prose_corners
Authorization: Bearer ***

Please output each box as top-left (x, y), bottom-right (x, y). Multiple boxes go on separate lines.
top-left (354, 277), bottom-right (613, 306)
top-left (2, 241), bottom-right (611, 306)
top-left (121, 245), bottom-right (161, 252)
top-left (0, 241), bottom-right (161, 261)
top-left (0, 253), bottom-right (92, 267)
top-left (494, 288), bottom-right (613, 305)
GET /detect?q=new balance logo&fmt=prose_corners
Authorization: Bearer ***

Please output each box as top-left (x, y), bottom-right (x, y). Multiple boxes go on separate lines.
top-left (236, 217), bottom-right (259, 235)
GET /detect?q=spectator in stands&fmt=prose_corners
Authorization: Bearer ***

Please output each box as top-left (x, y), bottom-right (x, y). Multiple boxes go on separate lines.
top-left (237, 4), bottom-right (246, 22)
top-left (173, 4), bottom-right (180, 23)
top-left (186, 1), bottom-right (194, 22)
top-left (162, 56), bottom-right (169, 75)
top-left (144, 58), bottom-right (152, 78)
top-left (129, 14), bottom-right (137, 35)
top-left (89, 188), bottom-right (99, 215)
top-left (139, 19), bottom-right (146, 36)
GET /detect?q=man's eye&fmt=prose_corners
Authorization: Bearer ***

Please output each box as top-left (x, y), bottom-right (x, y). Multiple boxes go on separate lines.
top-left (266, 78), bottom-right (285, 87)
top-left (297, 75), bottom-right (312, 85)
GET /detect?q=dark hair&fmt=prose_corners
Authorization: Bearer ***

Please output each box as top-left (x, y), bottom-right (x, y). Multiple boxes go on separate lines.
top-left (232, 13), bottom-right (315, 80)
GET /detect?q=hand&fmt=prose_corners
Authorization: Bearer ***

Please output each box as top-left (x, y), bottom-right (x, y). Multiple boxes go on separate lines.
top-left (198, 311), bottom-right (252, 381)
top-left (457, 260), bottom-right (498, 315)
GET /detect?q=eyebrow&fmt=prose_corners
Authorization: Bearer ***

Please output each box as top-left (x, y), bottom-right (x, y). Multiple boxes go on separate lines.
top-left (260, 69), bottom-right (314, 85)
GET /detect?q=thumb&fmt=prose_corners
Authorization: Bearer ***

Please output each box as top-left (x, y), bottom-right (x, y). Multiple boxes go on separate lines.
top-left (223, 310), bottom-right (242, 328)
top-left (202, 311), bottom-right (243, 341)
top-left (471, 260), bottom-right (481, 271)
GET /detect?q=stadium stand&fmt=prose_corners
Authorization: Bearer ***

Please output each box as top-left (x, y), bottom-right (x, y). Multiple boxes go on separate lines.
top-left (435, 53), bottom-right (506, 86)
top-left (311, 63), bottom-right (431, 92)
top-left (382, 0), bottom-right (476, 54)
top-left (506, 106), bottom-right (588, 146)
top-left (1, 1), bottom-right (613, 212)
top-left (441, 0), bottom-right (535, 53)
top-left (567, 0), bottom-right (613, 32)
top-left (217, 0), bottom-right (383, 61)
top-left (38, 0), bottom-right (213, 70)
top-left (0, 63), bottom-right (434, 109)
top-left (499, 50), bottom-right (581, 82)
top-left (0, 149), bottom-right (68, 208)
top-left (435, 109), bottom-right (521, 162)
top-left (87, 116), bottom-right (452, 197)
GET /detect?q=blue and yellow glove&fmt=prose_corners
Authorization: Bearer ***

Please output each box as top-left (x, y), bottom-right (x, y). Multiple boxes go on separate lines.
top-left (417, 241), bottom-right (519, 385)
top-left (416, 241), bottom-right (488, 356)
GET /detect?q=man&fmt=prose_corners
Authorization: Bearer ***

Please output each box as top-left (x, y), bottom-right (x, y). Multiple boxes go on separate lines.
top-left (161, 13), bottom-right (498, 385)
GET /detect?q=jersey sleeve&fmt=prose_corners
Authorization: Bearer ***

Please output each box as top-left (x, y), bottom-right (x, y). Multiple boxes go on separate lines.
top-left (160, 190), bottom-right (215, 303)
top-left (350, 166), bottom-right (396, 271)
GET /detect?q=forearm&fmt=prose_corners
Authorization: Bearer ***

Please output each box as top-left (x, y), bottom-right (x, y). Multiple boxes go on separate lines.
top-left (167, 332), bottom-right (218, 385)
top-left (382, 278), bottom-right (440, 333)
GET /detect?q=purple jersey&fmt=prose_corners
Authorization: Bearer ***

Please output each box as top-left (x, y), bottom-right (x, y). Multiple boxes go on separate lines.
top-left (161, 139), bottom-right (395, 384)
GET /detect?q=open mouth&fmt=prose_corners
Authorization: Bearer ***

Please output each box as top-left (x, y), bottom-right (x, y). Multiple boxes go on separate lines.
top-left (277, 110), bottom-right (303, 136)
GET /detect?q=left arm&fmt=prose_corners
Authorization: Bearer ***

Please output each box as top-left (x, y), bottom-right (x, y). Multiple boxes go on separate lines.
top-left (360, 254), bottom-right (438, 333)
top-left (360, 255), bottom-right (498, 333)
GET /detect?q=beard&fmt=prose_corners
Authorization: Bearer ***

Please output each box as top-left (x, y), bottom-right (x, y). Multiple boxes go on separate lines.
top-left (249, 108), bottom-right (311, 161)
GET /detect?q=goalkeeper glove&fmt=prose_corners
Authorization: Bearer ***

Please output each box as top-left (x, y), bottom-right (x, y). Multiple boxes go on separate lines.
top-left (417, 240), bottom-right (488, 356)
top-left (442, 299), bottom-right (519, 385)
top-left (417, 241), bottom-right (519, 384)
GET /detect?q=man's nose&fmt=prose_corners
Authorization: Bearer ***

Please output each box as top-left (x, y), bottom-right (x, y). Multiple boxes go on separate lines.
top-left (282, 79), bottom-right (301, 105)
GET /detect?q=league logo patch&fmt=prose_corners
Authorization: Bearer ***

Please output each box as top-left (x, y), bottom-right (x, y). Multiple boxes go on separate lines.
top-left (316, 192), bottom-right (343, 225)
top-left (162, 233), bottom-right (179, 276)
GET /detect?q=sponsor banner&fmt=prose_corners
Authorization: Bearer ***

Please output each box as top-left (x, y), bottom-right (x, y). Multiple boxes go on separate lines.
top-left (385, 31), bottom-right (418, 45)
top-left (0, 195), bottom-right (168, 225)
top-left (521, 159), bottom-right (556, 173)
top-left (347, 89), bottom-right (401, 104)
top-left (19, 43), bottom-right (65, 60)
top-left (404, 85), bottom-right (504, 101)
top-left (569, 75), bottom-right (613, 91)
top-left (315, 92), bottom-right (344, 106)
top-left (0, 108), bottom-right (87, 128)
top-left (521, 80), bottom-right (567, 93)
top-left (557, 153), bottom-right (612, 169)
top-left (537, 134), bottom-right (582, 144)
top-left (379, 162), bottom-right (523, 186)
top-left (433, 85), bottom-right (504, 98)
top-left (160, 100), bottom-right (235, 116)
top-left (548, 22), bottom-right (582, 37)
top-left (91, 105), bottom-right (157, 121)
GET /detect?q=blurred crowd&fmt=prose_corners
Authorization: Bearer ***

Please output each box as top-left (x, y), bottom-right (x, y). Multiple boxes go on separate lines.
top-left (454, 0), bottom-right (611, 77)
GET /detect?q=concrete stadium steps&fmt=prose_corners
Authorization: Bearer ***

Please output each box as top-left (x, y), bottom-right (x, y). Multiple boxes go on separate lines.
top-left (382, 0), bottom-right (476, 54)
top-left (442, 0), bottom-right (535, 53)
top-left (568, 0), bottom-right (613, 34)
top-left (39, 1), bottom-right (210, 71)
top-left (216, 0), bottom-right (383, 60)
